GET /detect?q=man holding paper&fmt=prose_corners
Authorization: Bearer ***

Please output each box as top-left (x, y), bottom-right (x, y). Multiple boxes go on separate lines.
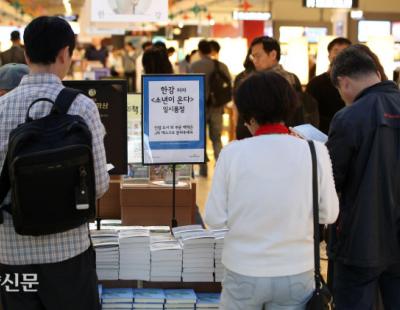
top-left (326, 46), bottom-right (400, 309)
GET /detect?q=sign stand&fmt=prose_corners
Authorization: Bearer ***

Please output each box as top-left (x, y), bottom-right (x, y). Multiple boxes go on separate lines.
top-left (142, 74), bottom-right (206, 229)
top-left (171, 164), bottom-right (178, 228)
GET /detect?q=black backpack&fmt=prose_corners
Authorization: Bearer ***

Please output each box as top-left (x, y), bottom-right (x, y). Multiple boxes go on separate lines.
top-left (0, 88), bottom-right (96, 236)
top-left (208, 60), bottom-right (232, 107)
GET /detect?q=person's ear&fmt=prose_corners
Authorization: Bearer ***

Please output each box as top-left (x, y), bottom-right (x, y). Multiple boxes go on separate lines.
top-left (270, 50), bottom-right (277, 60)
top-left (376, 70), bottom-right (382, 81)
top-left (57, 46), bottom-right (70, 64)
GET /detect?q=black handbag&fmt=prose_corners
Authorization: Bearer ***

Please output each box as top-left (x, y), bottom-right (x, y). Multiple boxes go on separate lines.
top-left (306, 140), bottom-right (334, 310)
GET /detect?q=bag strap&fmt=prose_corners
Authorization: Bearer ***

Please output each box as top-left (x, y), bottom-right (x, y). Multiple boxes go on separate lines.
top-left (212, 59), bottom-right (230, 84)
top-left (51, 87), bottom-right (82, 115)
top-left (307, 140), bottom-right (322, 291)
top-left (0, 152), bottom-right (12, 223)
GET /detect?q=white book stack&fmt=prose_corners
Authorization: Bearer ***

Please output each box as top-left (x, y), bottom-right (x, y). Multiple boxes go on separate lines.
top-left (90, 229), bottom-right (119, 280)
top-left (150, 235), bottom-right (183, 282)
top-left (172, 225), bottom-right (215, 282)
top-left (119, 228), bottom-right (151, 280)
top-left (211, 228), bottom-right (228, 282)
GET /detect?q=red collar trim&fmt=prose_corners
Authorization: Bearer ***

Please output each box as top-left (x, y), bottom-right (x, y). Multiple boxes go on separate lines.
top-left (254, 123), bottom-right (289, 136)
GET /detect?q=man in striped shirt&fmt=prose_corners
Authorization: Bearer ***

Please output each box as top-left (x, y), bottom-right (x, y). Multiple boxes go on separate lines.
top-left (0, 16), bottom-right (109, 310)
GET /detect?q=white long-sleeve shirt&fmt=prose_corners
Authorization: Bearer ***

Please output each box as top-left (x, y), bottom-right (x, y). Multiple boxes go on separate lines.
top-left (205, 135), bottom-right (339, 277)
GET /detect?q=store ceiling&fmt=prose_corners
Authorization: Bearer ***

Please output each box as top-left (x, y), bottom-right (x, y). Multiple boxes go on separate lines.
top-left (6, 0), bottom-right (85, 16)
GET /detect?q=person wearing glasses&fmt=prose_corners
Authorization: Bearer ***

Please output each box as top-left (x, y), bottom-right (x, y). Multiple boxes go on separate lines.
top-left (249, 36), bottom-right (319, 128)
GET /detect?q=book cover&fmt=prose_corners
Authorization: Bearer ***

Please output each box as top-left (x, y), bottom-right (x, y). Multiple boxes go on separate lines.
top-left (102, 288), bottom-right (134, 303)
top-left (164, 289), bottom-right (197, 304)
top-left (133, 288), bottom-right (165, 303)
top-left (196, 293), bottom-right (220, 306)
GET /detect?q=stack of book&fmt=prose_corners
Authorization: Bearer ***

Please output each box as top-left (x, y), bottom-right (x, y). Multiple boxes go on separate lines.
top-left (172, 225), bottom-right (215, 282)
top-left (98, 284), bottom-right (102, 304)
top-left (164, 289), bottom-right (197, 310)
top-left (150, 235), bottom-right (183, 282)
top-left (211, 228), bottom-right (228, 282)
top-left (196, 293), bottom-right (221, 309)
top-left (119, 227), bottom-right (151, 280)
top-left (101, 288), bottom-right (134, 309)
top-left (91, 229), bottom-right (119, 280)
top-left (132, 288), bottom-right (165, 309)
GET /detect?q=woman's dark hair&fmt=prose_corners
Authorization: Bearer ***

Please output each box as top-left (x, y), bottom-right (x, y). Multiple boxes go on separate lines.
top-left (24, 16), bottom-right (75, 65)
top-left (235, 71), bottom-right (298, 125)
top-left (243, 47), bottom-right (255, 72)
top-left (352, 44), bottom-right (388, 81)
top-left (142, 47), bottom-right (173, 74)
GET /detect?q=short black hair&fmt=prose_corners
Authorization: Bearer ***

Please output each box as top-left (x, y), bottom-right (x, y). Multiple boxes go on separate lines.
top-left (327, 37), bottom-right (352, 52)
top-left (153, 41), bottom-right (167, 52)
top-left (209, 40), bottom-right (220, 53)
top-left (142, 41), bottom-right (152, 50)
top-left (198, 40), bottom-right (211, 55)
top-left (330, 46), bottom-right (378, 87)
top-left (167, 47), bottom-right (175, 54)
top-left (10, 30), bottom-right (20, 41)
top-left (250, 36), bottom-right (281, 61)
top-left (235, 71), bottom-right (298, 125)
top-left (24, 16), bottom-right (75, 65)
top-left (142, 47), bottom-right (173, 74)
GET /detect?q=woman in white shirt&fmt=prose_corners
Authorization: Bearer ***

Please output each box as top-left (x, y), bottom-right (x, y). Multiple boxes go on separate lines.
top-left (205, 71), bottom-right (339, 310)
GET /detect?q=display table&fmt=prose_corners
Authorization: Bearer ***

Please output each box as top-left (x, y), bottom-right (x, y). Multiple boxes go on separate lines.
top-left (120, 182), bottom-right (196, 226)
top-left (97, 176), bottom-right (122, 219)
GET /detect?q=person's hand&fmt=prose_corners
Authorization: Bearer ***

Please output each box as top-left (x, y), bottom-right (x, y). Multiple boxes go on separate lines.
top-left (288, 127), bottom-right (304, 139)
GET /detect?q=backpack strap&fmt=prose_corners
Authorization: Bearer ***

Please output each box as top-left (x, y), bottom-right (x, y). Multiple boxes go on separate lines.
top-left (0, 152), bottom-right (12, 223)
top-left (51, 87), bottom-right (82, 115)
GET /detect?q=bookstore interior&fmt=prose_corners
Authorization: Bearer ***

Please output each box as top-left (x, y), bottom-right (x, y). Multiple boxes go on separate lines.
top-left (0, 0), bottom-right (400, 309)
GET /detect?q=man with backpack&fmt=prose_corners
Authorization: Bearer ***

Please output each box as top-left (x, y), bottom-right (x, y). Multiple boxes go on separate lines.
top-left (189, 40), bottom-right (232, 177)
top-left (0, 16), bottom-right (109, 310)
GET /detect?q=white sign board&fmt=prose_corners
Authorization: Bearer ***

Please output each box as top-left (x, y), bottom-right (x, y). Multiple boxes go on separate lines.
top-left (91, 0), bottom-right (168, 23)
top-left (142, 75), bottom-right (206, 165)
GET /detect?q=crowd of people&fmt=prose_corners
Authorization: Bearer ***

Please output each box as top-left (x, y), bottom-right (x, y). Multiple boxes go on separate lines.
top-left (0, 14), bottom-right (399, 310)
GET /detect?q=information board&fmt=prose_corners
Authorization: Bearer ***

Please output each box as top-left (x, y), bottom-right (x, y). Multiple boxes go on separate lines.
top-left (142, 75), bottom-right (206, 165)
top-left (63, 80), bottom-right (128, 175)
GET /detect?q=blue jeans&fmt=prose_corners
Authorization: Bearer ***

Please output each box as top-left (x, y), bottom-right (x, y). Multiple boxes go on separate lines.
top-left (220, 269), bottom-right (314, 310)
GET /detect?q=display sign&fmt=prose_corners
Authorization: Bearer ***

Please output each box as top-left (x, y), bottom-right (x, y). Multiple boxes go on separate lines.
top-left (91, 0), bottom-right (168, 23)
top-left (232, 11), bottom-right (271, 21)
top-left (127, 93), bottom-right (142, 164)
top-left (303, 0), bottom-right (358, 8)
top-left (63, 80), bottom-right (128, 175)
top-left (142, 75), bottom-right (205, 165)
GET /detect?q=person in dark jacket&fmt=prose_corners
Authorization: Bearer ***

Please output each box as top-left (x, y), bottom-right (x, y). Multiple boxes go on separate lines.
top-left (0, 31), bottom-right (26, 65)
top-left (327, 46), bottom-right (400, 310)
top-left (306, 37), bottom-right (351, 134)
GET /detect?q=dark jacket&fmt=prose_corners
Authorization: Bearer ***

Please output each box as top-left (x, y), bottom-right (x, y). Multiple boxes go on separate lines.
top-left (326, 81), bottom-right (400, 267)
top-left (306, 72), bottom-right (345, 134)
top-left (1, 46), bottom-right (26, 65)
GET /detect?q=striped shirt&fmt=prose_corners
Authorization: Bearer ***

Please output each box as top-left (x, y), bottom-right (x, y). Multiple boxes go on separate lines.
top-left (0, 73), bottom-right (109, 265)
